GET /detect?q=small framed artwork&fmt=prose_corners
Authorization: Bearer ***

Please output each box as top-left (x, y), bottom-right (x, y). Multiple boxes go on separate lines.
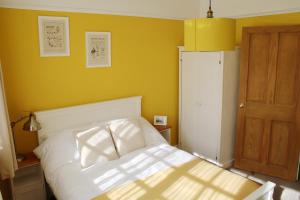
top-left (38, 16), bottom-right (70, 57)
top-left (154, 115), bottom-right (168, 126)
top-left (86, 32), bottom-right (111, 68)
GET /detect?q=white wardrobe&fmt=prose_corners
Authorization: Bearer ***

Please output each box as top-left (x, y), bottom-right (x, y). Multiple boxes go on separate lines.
top-left (179, 48), bottom-right (239, 167)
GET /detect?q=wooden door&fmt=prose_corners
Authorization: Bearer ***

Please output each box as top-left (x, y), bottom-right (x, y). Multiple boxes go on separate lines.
top-left (181, 52), bottom-right (222, 161)
top-left (235, 25), bottom-right (300, 180)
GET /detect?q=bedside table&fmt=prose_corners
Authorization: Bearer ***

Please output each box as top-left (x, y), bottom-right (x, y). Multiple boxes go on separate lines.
top-left (11, 152), bottom-right (46, 200)
top-left (153, 125), bottom-right (171, 144)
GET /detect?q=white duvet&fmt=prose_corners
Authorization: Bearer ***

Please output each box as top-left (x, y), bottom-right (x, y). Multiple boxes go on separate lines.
top-left (48, 144), bottom-right (195, 200)
top-left (35, 118), bottom-right (196, 200)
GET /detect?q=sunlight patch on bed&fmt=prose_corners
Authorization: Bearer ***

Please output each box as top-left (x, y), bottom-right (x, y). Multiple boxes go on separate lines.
top-left (118, 124), bottom-right (136, 137)
top-left (162, 152), bottom-right (196, 167)
top-left (188, 160), bottom-right (222, 181)
top-left (162, 176), bottom-right (204, 200)
top-left (212, 171), bottom-right (248, 195)
top-left (197, 187), bottom-right (227, 200)
top-left (86, 129), bottom-right (111, 146)
top-left (205, 190), bottom-right (234, 200)
top-left (97, 173), bottom-right (125, 191)
top-left (145, 146), bottom-right (167, 154)
top-left (121, 153), bottom-right (148, 169)
top-left (93, 168), bottom-right (120, 184)
top-left (197, 188), bottom-right (215, 199)
top-left (144, 168), bottom-right (175, 188)
top-left (81, 146), bottom-right (92, 162)
top-left (136, 161), bottom-right (168, 180)
top-left (76, 127), bottom-right (99, 137)
top-left (107, 182), bottom-right (146, 200)
top-left (127, 157), bottom-right (155, 173)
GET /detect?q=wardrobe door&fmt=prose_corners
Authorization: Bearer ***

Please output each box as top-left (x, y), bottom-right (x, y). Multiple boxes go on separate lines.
top-left (181, 52), bottom-right (222, 161)
top-left (235, 26), bottom-right (300, 180)
top-left (181, 52), bottom-right (200, 153)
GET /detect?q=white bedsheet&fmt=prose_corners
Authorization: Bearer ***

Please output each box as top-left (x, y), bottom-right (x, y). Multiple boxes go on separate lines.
top-left (47, 144), bottom-right (195, 200)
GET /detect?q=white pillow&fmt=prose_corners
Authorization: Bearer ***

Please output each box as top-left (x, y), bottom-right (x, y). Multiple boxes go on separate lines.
top-left (109, 118), bottom-right (145, 156)
top-left (75, 124), bottom-right (119, 169)
top-left (33, 129), bottom-right (79, 181)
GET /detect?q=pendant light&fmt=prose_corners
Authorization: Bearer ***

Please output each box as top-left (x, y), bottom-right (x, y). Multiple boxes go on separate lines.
top-left (184, 0), bottom-right (235, 51)
top-left (207, 0), bottom-right (213, 18)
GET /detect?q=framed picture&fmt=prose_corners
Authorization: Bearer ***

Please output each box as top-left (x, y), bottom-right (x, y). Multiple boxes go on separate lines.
top-left (154, 115), bottom-right (168, 126)
top-left (86, 32), bottom-right (111, 68)
top-left (38, 16), bottom-right (70, 57)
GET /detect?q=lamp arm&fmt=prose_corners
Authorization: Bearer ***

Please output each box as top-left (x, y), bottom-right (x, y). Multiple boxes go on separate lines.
top-left (10, 115), bottom-right (29, 128)
top-left (10, 115), bottom-right (29, 157)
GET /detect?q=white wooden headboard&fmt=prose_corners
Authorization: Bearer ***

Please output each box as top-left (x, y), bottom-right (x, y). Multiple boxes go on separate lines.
top-left (35, 96), bottom-right (142, 143)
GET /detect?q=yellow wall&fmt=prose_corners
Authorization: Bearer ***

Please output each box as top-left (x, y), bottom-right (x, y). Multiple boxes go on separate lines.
top-left (2, 7), bottom-right (299, 154)
top-left (0, 8), bottom-right (183, 153)
top-left (236, 12), bottom-right (300, 44)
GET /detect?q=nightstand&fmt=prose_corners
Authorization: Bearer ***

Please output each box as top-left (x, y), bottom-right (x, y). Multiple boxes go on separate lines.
top-left (153, 125), bottom-right (171, 144)
top-left (11, 153), bottom-right (46, 200)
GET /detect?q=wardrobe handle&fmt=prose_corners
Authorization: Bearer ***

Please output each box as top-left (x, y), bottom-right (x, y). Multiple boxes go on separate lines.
top-left (239, 103), bottom-right (245, 108)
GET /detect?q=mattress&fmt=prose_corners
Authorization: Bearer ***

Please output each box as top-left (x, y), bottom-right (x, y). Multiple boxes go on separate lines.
top-left (94, 159), bottom-right (260, 200)
top-left (46, 144), bottom-right (196, 200)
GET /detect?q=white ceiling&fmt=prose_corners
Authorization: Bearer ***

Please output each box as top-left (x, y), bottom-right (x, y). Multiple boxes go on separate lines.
top-left (199, 0), bottom-right (300, 18)
top-left (0, 0), bottom-right (201, 20)
top-left (0, 0), bottom-right (299, 19)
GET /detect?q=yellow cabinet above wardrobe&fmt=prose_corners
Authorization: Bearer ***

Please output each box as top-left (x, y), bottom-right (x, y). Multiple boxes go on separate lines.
top-left (184, 18), bottom-right (236, 51)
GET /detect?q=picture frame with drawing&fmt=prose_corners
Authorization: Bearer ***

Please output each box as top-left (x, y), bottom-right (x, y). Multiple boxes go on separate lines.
top-left (154, 115), bottom-right (168, 126)
top-left (85, 32), bottom-right (111, 68)
top-left (38, 16), bottom-right (70, 57)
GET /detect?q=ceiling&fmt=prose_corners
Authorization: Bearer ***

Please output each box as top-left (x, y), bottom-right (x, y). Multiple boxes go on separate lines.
top-left (0, 0), bottom-right (200, 20)
top-left (0, 0), bottom-right (299, 19)
top-left (199, 0), bottom-right (300, 18)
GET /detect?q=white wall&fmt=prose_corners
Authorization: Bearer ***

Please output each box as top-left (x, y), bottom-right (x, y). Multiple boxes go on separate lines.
top-left (199, 0), bottom-right (300, 18)
top-left (0, 0), bottom-right (200, 20)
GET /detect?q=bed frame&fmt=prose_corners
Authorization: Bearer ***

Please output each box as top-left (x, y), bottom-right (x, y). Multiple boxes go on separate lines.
top-left (34, 96), bottom-right (275, 200)
top-left (35, 96), bottom-right (142, 143)
top-left (245, 181), bottom-right (276, 200)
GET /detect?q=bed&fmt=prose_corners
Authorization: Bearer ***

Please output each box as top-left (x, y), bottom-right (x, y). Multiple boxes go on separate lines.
top-left (34, 96), bottom-right (275, 200)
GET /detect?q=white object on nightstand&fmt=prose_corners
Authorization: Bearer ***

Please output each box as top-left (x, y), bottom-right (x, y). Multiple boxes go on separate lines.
top-left (10, 153), bottom-right (46, 200)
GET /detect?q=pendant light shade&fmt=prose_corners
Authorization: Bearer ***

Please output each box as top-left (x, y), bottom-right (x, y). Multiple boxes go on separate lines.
top-left (196, 18), bottom-right (235, 51)
top-left (184, 18), bottom-right (235, 51)
top-left (184, 0), bottom-right (236, 51)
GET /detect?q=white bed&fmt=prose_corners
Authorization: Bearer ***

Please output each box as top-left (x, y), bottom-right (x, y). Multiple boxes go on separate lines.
top-left (34, 96), bottom-right (275, 200)
top-left (46, 144), bottom-right (197, 200)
